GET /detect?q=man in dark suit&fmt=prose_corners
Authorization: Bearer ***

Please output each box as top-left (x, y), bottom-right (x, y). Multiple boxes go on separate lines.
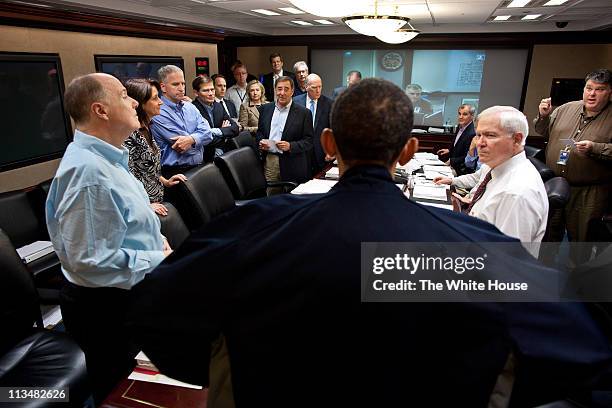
top-left (332, 69), bottom-right (361, 99)
top-left (293, 73), bottom-right (333, 176)
top-left (261, 53), bottom-right (296, 102)
top-left (192, 76), bottom-right (239, 163)
top-left (256, 75), bottom-right (313, 193)
top-left (211, 74), bottom-right (238, 120)
top-left (128, 79), bottom-right (612, 407)
top-left (437, 104), bottom-right (476, 175)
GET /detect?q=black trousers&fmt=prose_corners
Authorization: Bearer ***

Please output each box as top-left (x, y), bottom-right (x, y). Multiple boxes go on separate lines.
top-left (60, 282), bottom-right (137, 405)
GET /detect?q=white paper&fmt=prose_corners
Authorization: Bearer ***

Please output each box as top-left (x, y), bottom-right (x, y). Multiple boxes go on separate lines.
top-left (325, 167), bottom-right (339, 178)
top-left (128, 371), bottom-right (203, 389)
top-left (412, 185), bottom-right (449, 201)
top-left (423, 165), bottom-right (453, 180)
top-left (291, 179), bottom-right (337, 194)
top-left (417, 201), bottom-right (454, 210)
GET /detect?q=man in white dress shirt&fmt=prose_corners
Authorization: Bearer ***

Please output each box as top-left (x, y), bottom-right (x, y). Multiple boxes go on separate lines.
top-left (226, 61), bottom-right (249, 115)
top-left (435, 106), bottom-right (548, 251)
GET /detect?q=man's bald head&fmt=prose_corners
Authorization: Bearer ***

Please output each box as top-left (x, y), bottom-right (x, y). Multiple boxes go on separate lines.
top-left (64, 73), bottom-right (113, 125)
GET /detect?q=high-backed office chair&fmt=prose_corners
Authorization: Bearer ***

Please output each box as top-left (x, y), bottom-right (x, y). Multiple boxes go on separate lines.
top-left (226, 130), bottom-right (256, 152)
top-left (528, 156), bottom-right (555, 183)
top-left (0, 228), bottom-right (90, 407)
top-left (214, 147), bottom-right (298, 202)
top-left (169, 164), bottom-right (236, 231)
top-left (542, 176), bottom-right (571, 243)
top-left (0, 188), bottom-right (61, 304)
top-left (156, 202), bottom-right (190, 249)
top-left (524, 145), bottom-right (546, 162)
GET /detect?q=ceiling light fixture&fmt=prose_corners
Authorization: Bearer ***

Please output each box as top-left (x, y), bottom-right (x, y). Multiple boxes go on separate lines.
top-left (375, 24), bottom-right (420, 44)
top-left (543, 0), bottom-right (568, 5)
top-left (251, 9), bottom-right (281, 16)
top-left (342, 1), bottom-right (416, 38)
top-left (493, 15), bottom-right (512, 21)
top-left (292, 20), bottom-right (313, 25)
top-left (288, 0), bottom-right (368, 17)
top-left (507, 0), bottom-right (532, 7)
top-left (521, 14), bottom-right (541, 20)
top-left (314, 19), bottom-right (335, 25)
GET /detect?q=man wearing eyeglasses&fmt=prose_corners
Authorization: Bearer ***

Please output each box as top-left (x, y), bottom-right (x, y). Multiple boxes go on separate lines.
top-left (535, 69), bottom-right (612, 248)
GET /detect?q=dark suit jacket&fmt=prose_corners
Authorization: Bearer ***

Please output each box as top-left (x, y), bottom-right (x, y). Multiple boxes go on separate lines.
top-left (128, 165), bottom-right (612, 407)
top-left (449, 121), bottom-right (476, 175)
top-left (331, 85), bottom-right (346, 99)
top-left (261, 70), bottom-right (296, 102)
top-left (192, 99), bottom-right (239, 163)
top-left (255, 101), bottom-right (313, 183)
top-left (220, 98), bottom-right (237, 120)
top-left (293, 93), bottom-right (333, 175)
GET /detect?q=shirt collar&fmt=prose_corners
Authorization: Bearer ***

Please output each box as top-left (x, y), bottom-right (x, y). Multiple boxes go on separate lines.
top-left (491, 150), bottom-right (526, 179)
top-left (73, 129), bottom-right (129, 167)
top-left (161, 95), bottom-right (183, 111)
top-left (306, 95), bottom-right (317, 106)
top-left (275, 100), bottom-right (292, 111)
top-left (458, 120), bottom-right (473, 131)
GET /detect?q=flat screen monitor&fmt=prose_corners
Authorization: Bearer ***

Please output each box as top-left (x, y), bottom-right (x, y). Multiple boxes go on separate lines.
top-left (94, 55), bottom-right (185, 82)
top-left (0, 52), bottom-right (72, 172)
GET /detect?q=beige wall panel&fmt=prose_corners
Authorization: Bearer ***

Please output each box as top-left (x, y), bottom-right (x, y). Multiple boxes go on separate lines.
top-left (0, 25), bottom-right (217, 192)
top-left (525, 44), bottom-right (612, 135)
top-left (237, 46), bottom-right (308, 78)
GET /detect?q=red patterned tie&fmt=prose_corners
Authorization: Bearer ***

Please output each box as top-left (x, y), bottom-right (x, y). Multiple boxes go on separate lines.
top-left (466, 170), bottom-right (492, 214)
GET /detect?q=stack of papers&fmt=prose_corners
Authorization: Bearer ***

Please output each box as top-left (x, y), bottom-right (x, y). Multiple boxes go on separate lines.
top-left (412, 185), bottom-right (449, 202)
top-left (413, 176), bottom-right (450, 190)
top-left (423, 165), bottom-right (453, 180)
top-left (128, 352), bottom-right (202, 389)
top-left (16, 241), bottom-right (54, 264)
top-left (291, 179), bottom-right (338, 195)
top-left (325, 167), bottom-right (340, 179)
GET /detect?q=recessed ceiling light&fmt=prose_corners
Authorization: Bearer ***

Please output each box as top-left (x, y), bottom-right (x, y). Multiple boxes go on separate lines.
top-left (543, 0), bottom-right (568, 5)
top-left (507, 0), bottom-right (531, 7)
top-left (292, 20), bottom-right (313, 26)
top-left (493, 15), bottom-right (511, 21)
top-left (522, 14), bottom-right (542, 19)
top-left (279, 7), bottom-right (305, 14)
top-left (314, 19), bottom-right (334, 25)
top-left (190, 0), bottom-right (207, 4)
top-left (251, 9), bottom-right (281, 16)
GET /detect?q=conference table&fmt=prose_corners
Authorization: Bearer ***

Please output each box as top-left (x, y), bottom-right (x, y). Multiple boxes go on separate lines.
top-left (101, 378), bottom-right (208, 408)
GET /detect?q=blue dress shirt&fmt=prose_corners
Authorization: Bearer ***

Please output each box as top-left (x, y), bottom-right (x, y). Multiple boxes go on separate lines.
top-left (465, 147), bottom-right (481, 170)
top-left (46, 130), bottom-right (166, 289)
top-left (268, 101), bottom-right (292, 154)
top-left (151, 96), bottom-right (213, 167)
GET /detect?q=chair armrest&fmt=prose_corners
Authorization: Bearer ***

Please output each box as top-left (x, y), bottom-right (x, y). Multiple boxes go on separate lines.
top-left (267, 181), bottom-right (299, 193)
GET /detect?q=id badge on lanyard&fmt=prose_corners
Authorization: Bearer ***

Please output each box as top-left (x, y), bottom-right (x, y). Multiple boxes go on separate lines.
top-left (557, 138), bottom-right (575, 166)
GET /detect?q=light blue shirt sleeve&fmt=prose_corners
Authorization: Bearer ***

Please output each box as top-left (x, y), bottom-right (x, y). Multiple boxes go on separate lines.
top-left (52, 184), bottom-right (165, 289)
top-left (464, 147), bottom-right (481, 170)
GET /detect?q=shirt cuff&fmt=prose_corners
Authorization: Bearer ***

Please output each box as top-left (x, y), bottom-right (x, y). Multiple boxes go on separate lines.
top-left (211, 128), bottom-right (223, 137)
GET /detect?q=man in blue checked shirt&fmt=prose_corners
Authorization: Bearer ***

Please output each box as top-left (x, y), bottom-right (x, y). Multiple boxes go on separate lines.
top-left (46, 73), bottom-right (172, 404)
top-left (151, 65), bottom-right (212, 178)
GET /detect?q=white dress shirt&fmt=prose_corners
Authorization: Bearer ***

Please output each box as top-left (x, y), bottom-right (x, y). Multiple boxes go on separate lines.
top-left (467, 151), bottom-right (548, 247)
top-left (227, 84), bottom-right (248, 115)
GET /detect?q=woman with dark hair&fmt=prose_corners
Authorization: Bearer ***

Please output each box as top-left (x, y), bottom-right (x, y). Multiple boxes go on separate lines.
top-left (123, 78), bottom-right (186, 215)
top-left (239, 79), bottom-right (267, 137)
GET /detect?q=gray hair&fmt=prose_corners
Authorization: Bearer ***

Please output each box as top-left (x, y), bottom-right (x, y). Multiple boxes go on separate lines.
top-left (405, 84), bottom-right (422, 93)
top-left (305, 73), bottom-right (321, 87)
top-left (478, 106), bottom-right (528, 146)
top-left (459, 104), bottom-right (476, 116)
top-left (585, 69), bottom-right (612, 86)
top-left (293, 61), bottom-right (308, 72)
top-left (157, 65), bottom-right (183, 83)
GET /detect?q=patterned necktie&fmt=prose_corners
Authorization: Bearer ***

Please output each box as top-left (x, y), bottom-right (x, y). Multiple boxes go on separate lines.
top-left (465, 170), bottom-right (492, 214)
top-left (309, 99), bottom-right (315, 125)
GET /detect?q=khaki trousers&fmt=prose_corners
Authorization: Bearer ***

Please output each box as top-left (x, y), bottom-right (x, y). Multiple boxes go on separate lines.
top-left (264, 154), bottom-right (283, 196)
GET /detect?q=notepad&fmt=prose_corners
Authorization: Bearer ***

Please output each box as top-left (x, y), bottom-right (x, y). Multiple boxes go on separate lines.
top-left (412, 185), bottom-right (449, 201)
top-left (129, 352), bottom-right (202, 389)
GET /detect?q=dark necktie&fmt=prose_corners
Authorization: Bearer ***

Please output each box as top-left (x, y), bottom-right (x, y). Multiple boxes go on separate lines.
top-left (465, 170), bottom-right (492, 214)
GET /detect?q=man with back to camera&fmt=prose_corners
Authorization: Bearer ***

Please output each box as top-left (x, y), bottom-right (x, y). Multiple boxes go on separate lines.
top-left (262, 53), bottom-right (296, 102)
top-left (436, 104), bottom-right (477, 175)
top-left (434, 106), bottom-right (548, 252)
top-left (45, 73), bottom-right (171, 403)
top-left (293, 73), bottom-right (333, 175)
top-left (534, 68), bottom-right (611, 249)
top-left (332, 69), bottom-right (361, 99)
top-left (150, 65), bottom-right (212, 178)
top-left (257, 75), bottom-right (313, 194)
top-left (128, 78), bottom-right (612, 408)
top-left (292, 60), bottom-right (309, 97)
top-left (192, 75), bottom-right (239, 163)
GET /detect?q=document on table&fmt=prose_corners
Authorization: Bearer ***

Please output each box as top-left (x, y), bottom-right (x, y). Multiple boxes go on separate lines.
top-left (423, 165), bottom-right (453, 180)
top-left (417, 201), bottom-right (454, 211)
top-left (413, 176), bottom-right (450, 189)
top-left (291, 179), bottom-right (338, 194)
top-left (412, 184), bottom-right (449, 201)
top-left (325, 167), bottom-right (340, 179)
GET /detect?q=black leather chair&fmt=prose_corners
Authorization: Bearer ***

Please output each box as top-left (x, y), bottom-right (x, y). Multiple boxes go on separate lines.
top-left (542, 177), bottom-right (571, 243)
top-left (214, 147), bottom-right (298, 202)
top-left (528, 156), bottom-right (556, 183)
top-left (169, 164), bottom-right (236, 231)
top-left (525, 145), bottom-right (545, 162)
top-left (0, 228), bottom-right (90, 407)
top-left (156, 202), bottom-right (190, 249)
top-left (226, 130), bottom-right (256, 152)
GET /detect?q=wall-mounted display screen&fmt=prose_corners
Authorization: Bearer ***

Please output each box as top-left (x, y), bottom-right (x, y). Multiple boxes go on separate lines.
top-left (0, 52), bottom-right (72, 172)
top-left (94, 55), bottom-right (185, 82)
top-left (312, 48), bottom-right (529, 127)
